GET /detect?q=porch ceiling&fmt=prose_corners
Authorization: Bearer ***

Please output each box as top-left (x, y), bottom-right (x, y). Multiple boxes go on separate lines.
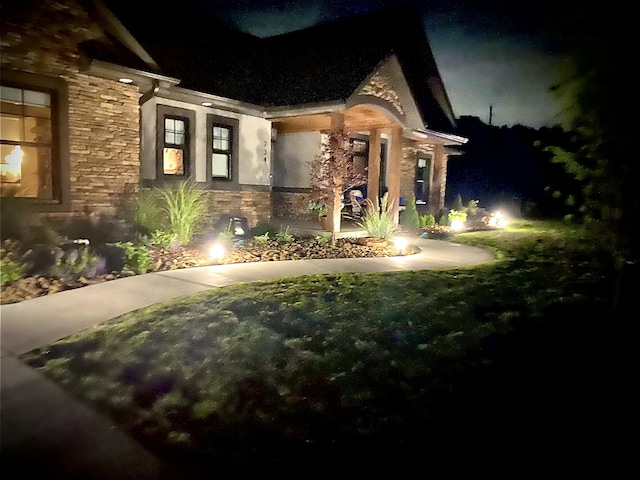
top-left (269, 104), bottom-right (398, 133)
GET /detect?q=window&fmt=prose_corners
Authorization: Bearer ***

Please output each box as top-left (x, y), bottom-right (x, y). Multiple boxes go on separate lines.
top-left (211, 124), bottom-right (232, 178)
top-left (206, 114), bottom-right (239, 187)
top-left (415, 154), bottom-right (432, 204)
top-left (352, 138), bottom-right (368, 174)
top-left (162, 117), bottom-right (188, 176)
top-left (156, 105), bottom-right (195, 180)
top-left (1, 84), bottom-right (56, 200)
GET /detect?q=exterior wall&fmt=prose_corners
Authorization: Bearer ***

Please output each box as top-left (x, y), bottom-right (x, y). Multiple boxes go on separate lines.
top-left (272, 131), bottom-right (322, 188)
top-left (1, 0), bottom-right (141, 234)
top-left (140, 97), bottom-right (271, 186)
top-left (204, 190), bottom-right (272, 228)
top-left (272, 191), bottom-right (314, 219)
top-left (401, 144), bottom-right (435, 207)
top-left (400, 146), bottom-right (417, 204)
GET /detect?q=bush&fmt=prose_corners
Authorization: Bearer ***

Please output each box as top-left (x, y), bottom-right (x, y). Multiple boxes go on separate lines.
top-left (275, 227), bottom-right (294, 243)
top-left (251, 222), bottom-right (278, 237)
top-left (358, 193), bottom-right (401, 239)
top-left (399, 194), bottom-right (420, 229)
top-left (49, 241), bottom-right (104, 280)
top-left (419, 214), bottom-right (436, 227)
top-left (133, 180), bottom-right (210, 247)
top-left (157, 179), bottom-right (210, 246)
top-left (0, 240), bottom-right (26, 286)
top-left (112, 242), bottom-right (151, 275)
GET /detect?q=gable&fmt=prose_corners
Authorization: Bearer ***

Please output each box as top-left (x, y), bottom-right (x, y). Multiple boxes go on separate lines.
top-left (347, 55), bottom-right (426, 131)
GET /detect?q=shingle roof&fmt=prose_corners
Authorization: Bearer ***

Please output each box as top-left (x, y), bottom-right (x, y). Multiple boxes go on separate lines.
top-left (97, 0), bottom-right (457, 131)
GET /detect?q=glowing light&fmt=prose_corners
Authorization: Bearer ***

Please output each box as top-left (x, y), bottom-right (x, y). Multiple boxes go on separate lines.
top-left (487, 211), bottom-right (507, 228)
top-left (450, 219), bottom-right (465, 231)
top-left (118, 78), bottom-right (133, 84)
top-left (393, 236), bottom-right (409, 254)
top-left (201, 102), bottom-right (213, 107)
top-left (209, 242), bottom-right (226, 260)
top-left (1, 145), bottom-right (23, 182)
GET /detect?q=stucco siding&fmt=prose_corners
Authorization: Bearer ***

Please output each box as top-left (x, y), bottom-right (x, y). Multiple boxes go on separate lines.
top-left (273, 131), bottom-right (322, 188)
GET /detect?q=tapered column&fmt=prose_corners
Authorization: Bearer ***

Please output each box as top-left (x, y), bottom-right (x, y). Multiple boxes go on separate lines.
top-left (329, 112), bottom-right (344, 235)
top-left (429, 143), bottom-right (447, 214)
top-left (387, 125), bottom-right (403, 225)
top-left (367, 128), bottom-right (381, 205)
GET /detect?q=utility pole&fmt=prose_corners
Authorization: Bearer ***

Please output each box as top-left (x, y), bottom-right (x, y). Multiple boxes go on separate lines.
top-left (489, 105), bottom-right (493, 126)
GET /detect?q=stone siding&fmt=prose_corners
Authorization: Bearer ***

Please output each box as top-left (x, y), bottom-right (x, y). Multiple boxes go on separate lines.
top-left (272, 190), bottom-right (314, 220)
top-left (205, 190), bottom-right (273, 229)
top-left (1, 0), bottom-right (141, 232)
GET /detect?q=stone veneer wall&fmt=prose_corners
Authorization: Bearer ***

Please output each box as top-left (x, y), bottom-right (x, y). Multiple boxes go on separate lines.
top-left (1, 0), bottom-right (141, 235)
top-left (272, 190), bottom-right (315, 220)
top-left (205, 190), bottom-right (273, 229)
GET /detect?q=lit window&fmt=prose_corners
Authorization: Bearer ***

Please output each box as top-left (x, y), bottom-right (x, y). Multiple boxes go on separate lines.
top-left (162, 117), bottom-right (187, 176)
top-left (0, 84), bottom-right (55, 199)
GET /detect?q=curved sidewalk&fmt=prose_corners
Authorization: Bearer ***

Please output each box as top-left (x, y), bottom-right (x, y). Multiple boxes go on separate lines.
top-left (0, 238), bottom-right (493, 479)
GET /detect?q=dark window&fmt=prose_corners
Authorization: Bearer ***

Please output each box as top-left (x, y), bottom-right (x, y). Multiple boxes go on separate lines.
top-left (0, 81), bottom-right (64, 203)
top-left (352, 138), bottom-right (368, 174)
top-left (415, 153), bottom-right (432, 204)
top-left (211, 124), bottom-right (232, 179)
top-left (206, 114), bottom-right (239, 188)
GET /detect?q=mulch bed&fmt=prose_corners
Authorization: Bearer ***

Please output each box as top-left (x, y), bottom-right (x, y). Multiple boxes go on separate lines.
top-left (1, 236), bottom-right (422, 305)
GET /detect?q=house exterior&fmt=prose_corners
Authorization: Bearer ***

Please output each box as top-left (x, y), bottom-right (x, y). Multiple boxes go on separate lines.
top-left (0, 0), bottom-right (467, 236)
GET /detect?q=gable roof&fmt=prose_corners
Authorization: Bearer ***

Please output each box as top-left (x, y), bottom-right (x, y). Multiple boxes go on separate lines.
top-left (93, 1), bottom-right (458, 132)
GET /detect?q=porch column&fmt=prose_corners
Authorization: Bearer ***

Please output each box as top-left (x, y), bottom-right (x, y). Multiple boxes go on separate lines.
top-left (429, 143), bottom-right (447, 214)
top-left (329, 112), bottom-right (344, 235)
top-left (367, 128), bottom-right (381, 205)
top-left (388, 125), bottom-right (403, 225)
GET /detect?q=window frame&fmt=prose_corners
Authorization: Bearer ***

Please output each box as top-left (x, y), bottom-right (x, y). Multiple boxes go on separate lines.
top-left (156, 105), bottom-right (195, 180)
top-left (0, 70), bottom-right (70, 210)
top-left (415, 152), bottom-right (433, 204)
top-left (206, 114), bottom-right (239, 189)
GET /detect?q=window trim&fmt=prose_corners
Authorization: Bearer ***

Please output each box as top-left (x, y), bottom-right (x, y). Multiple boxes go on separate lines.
top-left (0, 70), bottom-right (70, 211)
top-left (156, 105), bottom-right (195, 180)
top-left (415, 152), bottom-right (433, 204)
top-left (206, 114), bottom-right (239, 189)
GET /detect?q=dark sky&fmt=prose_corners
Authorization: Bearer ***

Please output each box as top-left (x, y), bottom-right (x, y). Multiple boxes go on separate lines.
top-left (192, 0), bottom-right (583, 129)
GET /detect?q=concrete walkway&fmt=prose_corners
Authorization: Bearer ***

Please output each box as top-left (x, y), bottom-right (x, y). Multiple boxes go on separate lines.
top-left (0, 238), bottom-right (493, 479)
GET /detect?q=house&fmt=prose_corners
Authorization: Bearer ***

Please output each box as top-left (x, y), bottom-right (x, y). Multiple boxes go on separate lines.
top-left (0, 0), bottom-right (467, 237)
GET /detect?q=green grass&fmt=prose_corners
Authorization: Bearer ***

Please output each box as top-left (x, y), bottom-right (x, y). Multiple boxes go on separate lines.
top-left (21, 219), bottom-right (620, 476)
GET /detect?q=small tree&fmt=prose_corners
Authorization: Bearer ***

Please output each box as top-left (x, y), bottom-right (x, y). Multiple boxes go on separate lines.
top-left (400, 194), bottom-right (420, 229)
top-left (309, 125), bottom-right (367, 239)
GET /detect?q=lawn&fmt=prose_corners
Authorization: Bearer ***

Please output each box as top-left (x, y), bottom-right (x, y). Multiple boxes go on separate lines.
top-left (21, 220), bottom-right (626, 476)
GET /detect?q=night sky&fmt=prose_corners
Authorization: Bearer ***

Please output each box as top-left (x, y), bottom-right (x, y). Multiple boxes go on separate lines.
top-left (192, 0), bottom-right (586, 129)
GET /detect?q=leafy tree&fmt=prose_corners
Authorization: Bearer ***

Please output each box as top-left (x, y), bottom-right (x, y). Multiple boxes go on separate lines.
top-left (309, 125), bottom-right (367, 238)
top-left (542, 11), bottom-right (636, 315)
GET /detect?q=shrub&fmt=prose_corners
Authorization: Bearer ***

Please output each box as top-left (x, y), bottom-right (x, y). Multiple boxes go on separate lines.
top-left (275, 227), bottom-right (294, 243)
top-left (156, 179), bottom-right (210, 246)
top-left (448, 209), bottom-right (468, 224)
top-left (358, 193), bottom-right (401, 239)
top-left (419, 214), bottom-right (436, 227)
top-left (49, 241), bottom-right (103, 280)
top-left (0, 240), bottom-right (26, 286)
top-left (315, 233), bottom-right (331, 244)
top-left (399, 194), bottom-right (420, 229)
top-left (251, 221), bottom-right (278, 237)
top-left (112, 242), bottom-right (151, 275)
top-left (254, 232), bottom-right (270, 244)
top-left (133, 180), bottom-right (210, 246)
top-left (133, 188), bottom-right (165, 236)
